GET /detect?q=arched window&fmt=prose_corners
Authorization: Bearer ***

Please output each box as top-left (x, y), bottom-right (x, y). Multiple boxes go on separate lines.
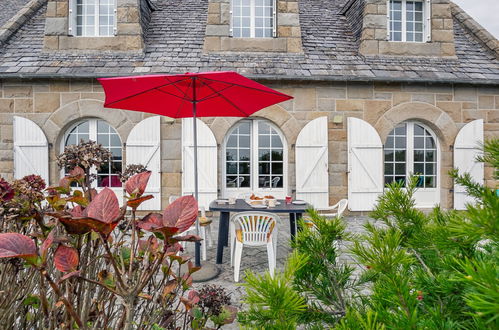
top-left (61, 119), bottom-right (122, 188)
top-left (223, 119), bottom-right (287, 197)
top-left (384, 121), bottom-right (439, 206)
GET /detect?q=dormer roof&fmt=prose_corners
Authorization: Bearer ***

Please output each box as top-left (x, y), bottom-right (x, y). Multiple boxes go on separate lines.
top-left (0, 0), bottom-right (497, 84)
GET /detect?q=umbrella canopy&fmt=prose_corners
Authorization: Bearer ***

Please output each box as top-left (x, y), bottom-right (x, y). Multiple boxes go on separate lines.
top-left (98, 71), bottom-right (293, 269)
top-left (98, 71), bottom-right (293, 118)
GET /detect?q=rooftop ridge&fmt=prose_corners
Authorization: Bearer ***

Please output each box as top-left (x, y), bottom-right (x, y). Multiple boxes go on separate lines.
top-left (0, 0), bottom-right (46, 47)
top-left (450, 2), bottom-right (498, 59)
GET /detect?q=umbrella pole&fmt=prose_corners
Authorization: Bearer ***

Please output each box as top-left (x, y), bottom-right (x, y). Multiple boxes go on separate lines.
top-left (192, 83), bottom-right (202, 268)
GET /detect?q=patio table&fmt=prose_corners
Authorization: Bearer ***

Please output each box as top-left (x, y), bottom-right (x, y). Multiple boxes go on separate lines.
top-left (209, 199), bottom-right (308, 264)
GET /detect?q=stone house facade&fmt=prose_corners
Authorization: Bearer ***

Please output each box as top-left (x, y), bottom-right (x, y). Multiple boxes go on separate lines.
top-left (0, 0), bottom-right (498, 213)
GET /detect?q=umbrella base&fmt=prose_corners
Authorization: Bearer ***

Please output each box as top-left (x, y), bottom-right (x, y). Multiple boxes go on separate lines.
top-left (182, 261), bottom-right (220, 282)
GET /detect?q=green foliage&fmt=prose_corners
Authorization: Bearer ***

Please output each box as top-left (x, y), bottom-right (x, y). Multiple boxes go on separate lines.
top-left (239, 210), bottom-right (358, 328)
top-left (238, 251), bottom-right (308, 329)
top-left (342, 139), bottom-right (499, 329)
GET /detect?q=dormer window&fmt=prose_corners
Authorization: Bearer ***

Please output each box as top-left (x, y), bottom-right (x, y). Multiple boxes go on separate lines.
top-left (231, 0), bottom-right (276, 38)
top-left (388, 0), bottom-right (431, 42)
top-left (71, 0), bottom-right (116, 36)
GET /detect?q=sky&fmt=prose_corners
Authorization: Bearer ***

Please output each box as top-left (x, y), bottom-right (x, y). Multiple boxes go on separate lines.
top-left (452, 0), bottom-right (499, 39)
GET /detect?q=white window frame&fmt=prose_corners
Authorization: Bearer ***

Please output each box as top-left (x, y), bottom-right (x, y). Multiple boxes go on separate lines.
top-left (71, 0), bottom-right (117, 37)
top-left (60, 119), bottom-right (123, 197)
top-left (230, 0), bottom-right (277, 38)
top-left (222, 119), bottom-right (288, 198)
top-left (386, 0), bottom-right (431, 42)
top-left (383, 121), bottom-right (440, 208)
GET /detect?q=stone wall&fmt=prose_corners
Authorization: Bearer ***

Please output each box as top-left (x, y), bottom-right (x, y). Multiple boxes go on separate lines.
top-left (0, 78), bottom-right (498, 211)
top-left (203, 0), bottom-right (303, 53)
top-left (358, 0), bottom-right (456, 57)
top-left (44, 0), bottom-right (145, 51)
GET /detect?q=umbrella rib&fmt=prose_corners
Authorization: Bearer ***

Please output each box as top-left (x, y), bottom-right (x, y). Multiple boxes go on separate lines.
top-left (196, 84), bottom-right (235, 103)
top-left (200, 76), bottom-right (293, 99)
top-left (200, 78), bottom-right (250, 117)
top-left (104, 77), bottom-right (193, 106)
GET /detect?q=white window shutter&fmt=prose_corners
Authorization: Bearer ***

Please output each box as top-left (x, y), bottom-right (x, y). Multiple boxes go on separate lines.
top-left (182, 118), bottom-right (218, 209)
top-left (272, 0), bottom-right (277, 37)
top-left (425, 0), bottom-right (432, 42)
top-left (295, 116), bottom-right (329, 208)
top-left (386, 0), bottom-right (391, 40)
top-left (347, 117), bottom-right (384, 211)
top-left (453, 119), bottom-right (484, 210)
top-left (113, 0), bottom-right (118, 36)
top-left (68, 0), bottom-right (76, 36)
top-left (126, 116), bottom-right (161, 210)
top-left (13, 116), bottom-right (49, 183)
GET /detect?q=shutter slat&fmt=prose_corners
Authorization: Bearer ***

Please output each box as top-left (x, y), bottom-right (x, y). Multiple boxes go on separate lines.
top-left (454, 119), bottom-right (484, 210)
top-left (347, 117), bottom-right (383, 211)
top-left (126, 116), bottom-right (161, 210)
top-left (13, 116), bottom-right (49, 183)
top-left (295, 117), bottom-right (329, 208)
top-left (182, 119), bottom-right (218, 209)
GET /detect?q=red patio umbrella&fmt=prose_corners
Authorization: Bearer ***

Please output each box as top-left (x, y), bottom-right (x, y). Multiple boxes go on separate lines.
top-left (98, 71), bottom-right (293, 268)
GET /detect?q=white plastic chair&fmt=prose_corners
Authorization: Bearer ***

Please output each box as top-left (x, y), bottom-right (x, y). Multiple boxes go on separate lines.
top-left (317, 199), bottom-right (348, 219)
top-left (229, 212), bottom-right (279, 282)
top-left (169, 196), bottom-right (212, 261)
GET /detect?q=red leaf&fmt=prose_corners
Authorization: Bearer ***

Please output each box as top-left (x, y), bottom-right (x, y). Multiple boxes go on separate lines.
top-left (54, 245), bottom-right (79, 272)
top-left (86, 188), bottom-right (120, 223)
top-left (163, 195), bottom-right (198, 234)
top-left (68, 217), bottom-right (121, 235)
top-left (137, 213), bottom-right (180, 237)
top-left (40, 230), bottom-right (55, 261)
top-left (0, 233), bottom-right (38, 262)
top-left (125, 171), bottom-right (151, 196)
top-left (127, 195), bottom-right (154, 209)
top-left (70, 205), bottom-right (84, 217)
top-left (58, 217), bottom-right (93, 235)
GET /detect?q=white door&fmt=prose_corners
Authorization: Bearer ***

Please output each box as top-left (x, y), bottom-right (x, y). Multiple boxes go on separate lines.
top-left (295, 116), bottom-right (329, 208)
top-left (347, 117), bottom-right (384, 211)
top-left (126, 116), bottom-right (161, 210)
top-left (182, 118), bottom-right (218, 209)
top-left (13, 116), bottom-right (49, 183)
top-left (454, 119), bottom-right (484, 210)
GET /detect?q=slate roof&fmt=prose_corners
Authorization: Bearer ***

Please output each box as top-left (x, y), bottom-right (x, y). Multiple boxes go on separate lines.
top-left (0, 0), bottom-right (30, 27)
top-left (0, 0), bottom-right (498, 84)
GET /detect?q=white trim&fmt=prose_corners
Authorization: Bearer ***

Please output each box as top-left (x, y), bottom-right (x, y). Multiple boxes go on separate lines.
top-left (231, 0), bottom-right (275, 38)
top-left (222, 119), bottom-right (288, 198)
top-left (383, 121), bottom-right (441, 207)
top-left (388, 0), bottom-right (429, 43)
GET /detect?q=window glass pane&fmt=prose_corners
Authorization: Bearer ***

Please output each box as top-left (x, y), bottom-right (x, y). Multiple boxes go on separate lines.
top-left (271, 135), bottom-right (283, 148)
top-left (240, 176), bottom-right (250, 187)
top-left (425, 163), bottom-right (435, 176)
top-left (272, 149), bottom-right (283, 161)
top-left (227, 162), bottom-right (237, 174)
top-left (395, 176), bottom-right (406, 185)
top-left (386, 136), bottom-right (394, 148)
top-left (395, 137), bottom-right (406, 148)
top-left (239, 135), bottom-right (250, 148)
top-left (425, 176), bottom-right (435, 188)
top-left (259, 135), bottom-right (270, 147)
top-left (227, 135), bottom-right (237, 147)
top-left (259, 176), bottom-right (271, 188)
top-left (239, 148), bottom-right (250, 161)
top-left (239, 122), bottom-right (250, 134)
top-left (384, 150), bottom-right (394, 162)
top-left (395, 163), bottom-right (405, 175)
top-left (385, 163), bottom-right (394, 175)
top-left (414, 124), bottom-right (425, 135)
top-left (259, 163), bottom-right (270, 175)
top-left (425, 137), bottom-right (435, 149)
top-left (271, 163), bottom-right (283, 175)
top-left (395, 150), bottom-right (406, 161)
top-left (97, 134), bottom-right (108, 146)
top-left (226, 149), bottom-right (237, 161)
top-left (414, 150), bottom-right (424, 162)
top-left (425, 151), bottom-right (435, 162)
top-left (414, 163), bottom-right (424, 174)
top-left (414, 137), bottom-right (424, 149)
top-left (259, 149), bottom-right (270, 161)
top-left (226, 176), bottom-right (238, 187)
top-left (239, 162), bottom-right (250, 175)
